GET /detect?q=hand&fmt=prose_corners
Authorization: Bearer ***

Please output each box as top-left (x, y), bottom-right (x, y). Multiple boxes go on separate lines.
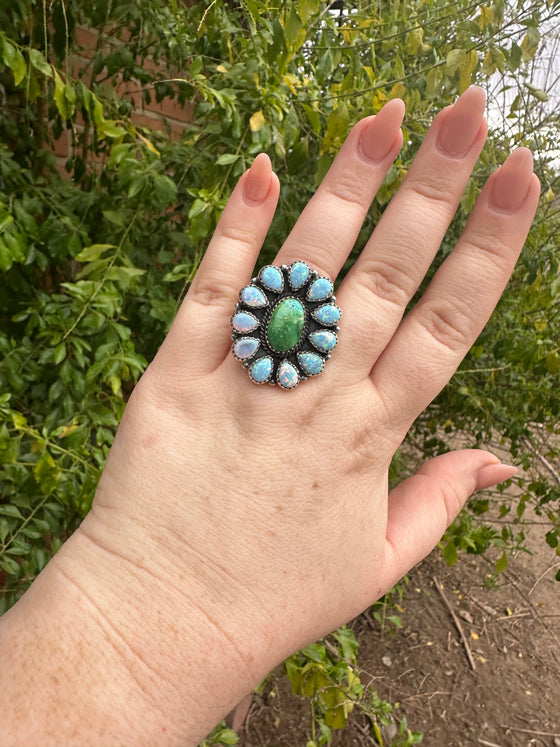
top-left (1, 86), bottom-right (540, 746)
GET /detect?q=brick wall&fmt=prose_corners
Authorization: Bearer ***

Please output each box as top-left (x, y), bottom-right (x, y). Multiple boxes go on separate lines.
top-left (53, 25), bottom-right (193, 173)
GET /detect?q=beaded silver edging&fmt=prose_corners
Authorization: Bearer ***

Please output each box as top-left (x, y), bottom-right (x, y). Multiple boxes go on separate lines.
top-left (230, 261), bottom-right (340, 389)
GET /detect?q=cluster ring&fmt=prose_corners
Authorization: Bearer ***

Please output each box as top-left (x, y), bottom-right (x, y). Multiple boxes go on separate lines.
top-left (230, 261), bottom-right (340, 390)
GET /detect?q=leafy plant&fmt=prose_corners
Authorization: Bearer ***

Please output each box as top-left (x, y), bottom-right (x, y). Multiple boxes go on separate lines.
top-left (1, 0), bottom-right (560, 742)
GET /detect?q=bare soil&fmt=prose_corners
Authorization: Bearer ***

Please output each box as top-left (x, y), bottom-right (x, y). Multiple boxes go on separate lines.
top-left (237, 528), bottom-right (560, 747)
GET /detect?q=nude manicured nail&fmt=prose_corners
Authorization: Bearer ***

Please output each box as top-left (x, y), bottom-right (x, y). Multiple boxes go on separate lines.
top-left (244, 153), bottom-right (272, 204)
top-left (437, 86), bottom-right (486, 157)
top-left (488, 147), bottom-right (534, 213)
top-left (475, 462), bottom-right (517, 491)
top-left (359, 98), bottom-right (405, 163)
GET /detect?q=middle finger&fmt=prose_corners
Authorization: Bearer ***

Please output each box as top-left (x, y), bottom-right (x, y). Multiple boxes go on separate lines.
top-left (336, 86), bottom-right (488, 381)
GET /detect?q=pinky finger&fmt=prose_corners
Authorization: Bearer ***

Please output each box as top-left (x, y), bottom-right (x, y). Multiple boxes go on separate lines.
top-left (156, 154), bottom-right (280, 378)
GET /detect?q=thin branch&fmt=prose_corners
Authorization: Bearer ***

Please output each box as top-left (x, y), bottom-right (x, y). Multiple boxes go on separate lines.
top-left (432, 576), bottom-right (476, 672)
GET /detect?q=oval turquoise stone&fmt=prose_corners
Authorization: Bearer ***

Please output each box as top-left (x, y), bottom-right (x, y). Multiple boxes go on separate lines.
top-left (266, 298), bottom-right (305, 352)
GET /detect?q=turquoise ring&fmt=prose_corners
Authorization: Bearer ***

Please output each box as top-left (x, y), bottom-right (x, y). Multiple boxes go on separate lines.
top-left (231, 261), bottom-right (340, 390)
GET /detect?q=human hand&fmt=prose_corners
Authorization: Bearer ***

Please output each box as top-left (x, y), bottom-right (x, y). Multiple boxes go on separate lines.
top-left (7, 86), bottom-right (539, 746)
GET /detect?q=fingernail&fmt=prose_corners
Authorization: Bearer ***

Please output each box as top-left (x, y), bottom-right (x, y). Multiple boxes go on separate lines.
top-left (437, 86), bottom-right (486, 158)
top-left (358, 98), bottom-right (405, 163)
top-left (476, 462), bottom-right (517, 491)
top-left (488, 148), bottom-right (534, 213)
top-left (244, 153), bottom-right (272, 204)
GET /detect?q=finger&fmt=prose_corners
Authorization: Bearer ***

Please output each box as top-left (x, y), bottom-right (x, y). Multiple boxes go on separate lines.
top-left (157, 154), bottom-right (280, 377)
top-left (335, 86), bottom-right (488, 380)
top-left (371, 147), bottom-right (540, 433)
top-left (273, 99), bottom-right (405, 279)
top-left (377, 450), bottom-right (516, 593)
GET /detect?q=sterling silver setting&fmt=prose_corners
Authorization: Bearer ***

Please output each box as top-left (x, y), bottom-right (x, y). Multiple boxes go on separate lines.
top-left (230, 261), bottom-right (340, 390)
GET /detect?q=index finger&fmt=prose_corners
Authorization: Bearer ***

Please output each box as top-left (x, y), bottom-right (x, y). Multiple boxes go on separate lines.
top-left (371, 147), bottom-right (540, 436)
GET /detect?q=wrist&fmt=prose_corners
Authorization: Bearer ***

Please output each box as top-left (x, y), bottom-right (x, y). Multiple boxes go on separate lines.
top-left (59, 513), bottom-right (279, 744)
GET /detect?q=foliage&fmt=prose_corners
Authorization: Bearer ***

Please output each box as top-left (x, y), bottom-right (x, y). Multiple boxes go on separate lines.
top-left (1, 0), bottom-right (560, 742)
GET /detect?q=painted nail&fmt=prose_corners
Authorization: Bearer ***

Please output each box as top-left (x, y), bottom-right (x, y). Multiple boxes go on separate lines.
top-left (488, 147), bottom-right (534, 213)
top-left (358, 98), bottom-right (405, 163)
top-left (244, 153), bottom-right (272, 204)
top-left (475, 462), bottom-right (517, 491)
top-left (437, 86), bottom-right (486, 158)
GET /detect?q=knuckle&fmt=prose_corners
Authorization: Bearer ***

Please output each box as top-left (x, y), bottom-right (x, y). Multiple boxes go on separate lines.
top-left (324, 174), bottom-right (369, 213)
top-left (216, 222), bottom-right (257, 254)
top-left (438, 477), bottom-right (465, 526)
top-left (354, 258), bottom-right (414, 308)
top-left (189, 276), bottom-right (240, 308)
top-left (406, 174), bottom-right (456, 214)
top-left (464, 230), bottom-right (513, 272)
top-left (418, 302), bottom-right (472, 353)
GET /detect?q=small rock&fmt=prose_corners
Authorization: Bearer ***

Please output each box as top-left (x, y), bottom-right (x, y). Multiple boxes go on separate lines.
top-left (458, 609), bottom-right (474, 624)
top-left (381, 655), bottom-right (392, 668)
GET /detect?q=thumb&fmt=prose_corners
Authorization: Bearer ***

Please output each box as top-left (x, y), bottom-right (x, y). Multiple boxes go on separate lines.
top-left (379, 449), bottom-right (516, 593)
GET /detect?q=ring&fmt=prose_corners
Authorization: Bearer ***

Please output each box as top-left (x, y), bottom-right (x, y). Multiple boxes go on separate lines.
top-left (231, 261), bottom-right (340, 389)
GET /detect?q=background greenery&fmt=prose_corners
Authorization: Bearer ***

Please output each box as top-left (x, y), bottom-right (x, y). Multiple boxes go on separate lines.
top-left (1, 1), bottom-right (559, 743)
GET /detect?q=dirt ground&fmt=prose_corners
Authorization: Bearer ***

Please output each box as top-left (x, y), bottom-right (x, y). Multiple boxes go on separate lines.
top-left (237, 524), bottom-right (560, 747)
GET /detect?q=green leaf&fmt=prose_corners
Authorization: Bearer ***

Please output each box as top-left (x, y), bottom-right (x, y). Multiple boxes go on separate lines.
top-left (0, 556), bottom-right (20, 575)
top-left (2, 39), bottom-right (27, 85)
top-left (442, 540), bottom-right (458, 566)
top-left (326, 104), bottom-right (349, 141)
top-left (525, 82), bottom-right (548, 102)
top-left (76, 244), bottom-right (116, 262)
top-left (215, 153), bottom-right (241, 166)
top-left (405, 28), bottom-right (424, 56)
top-left (545, 352), bottom-right (560, 373)
top-left (495, 551), bottom-right (508, 574)
top-left (283, 8), bottom-right (303, 46)
top-left (34, 450), bottom-right (60, 494)
top-left (0, 504), bottom-right (23, 519)
top-left (28, 48), bottom-right (52, 77)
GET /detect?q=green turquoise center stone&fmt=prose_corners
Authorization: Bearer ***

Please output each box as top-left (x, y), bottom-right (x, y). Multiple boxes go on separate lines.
top-left (267, 298), bottom-right (305, 352)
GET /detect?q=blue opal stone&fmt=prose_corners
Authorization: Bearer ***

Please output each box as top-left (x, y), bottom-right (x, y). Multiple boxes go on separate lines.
top-left (231, 312), bottom-right (259, 333)
top-left (233, 337), bottom-right (260, 360)
top-left (312, 304), bottom-right (341, 326)
top-left (240, 285), bottom-right (268, 308)
top-left (249, 357), bottom-right (273, 383)
top-left (298, 352), bottom-right (324, 376)
top-left (259, 265), bottom-right (284, 293)
top-left (289, 261), bottom-right (310, 290)
top-left (277, 360), bottom-right (299, 389)
top-left (309, 330), bottom-right (337, 352)
top-left (307, 277), bottom-right (333, 301)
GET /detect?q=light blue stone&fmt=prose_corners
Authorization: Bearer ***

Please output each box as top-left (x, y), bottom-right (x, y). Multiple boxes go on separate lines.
top-left (309, 330), bottom-right (337, 353)
top-left (249, 357), bottom-right (272, 383)
top-left (312, 304), bottom-right (341, 326)
top-left (259, 265), bottom-right (284, 293)
top-left (233, 337), bottom-right (260, 360)
top-left (240, 285), bottom-right (268, 308)
top-left (289, 261), bottom-right (310, 290)
top-left (307, 277), bottom-right (333, 301)
top-left (298, 352), bottom-right (324, 376)
top-left (231, 312), bottom-right (259, 333)
top-left (277, 360), bottom-right (299, 389)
